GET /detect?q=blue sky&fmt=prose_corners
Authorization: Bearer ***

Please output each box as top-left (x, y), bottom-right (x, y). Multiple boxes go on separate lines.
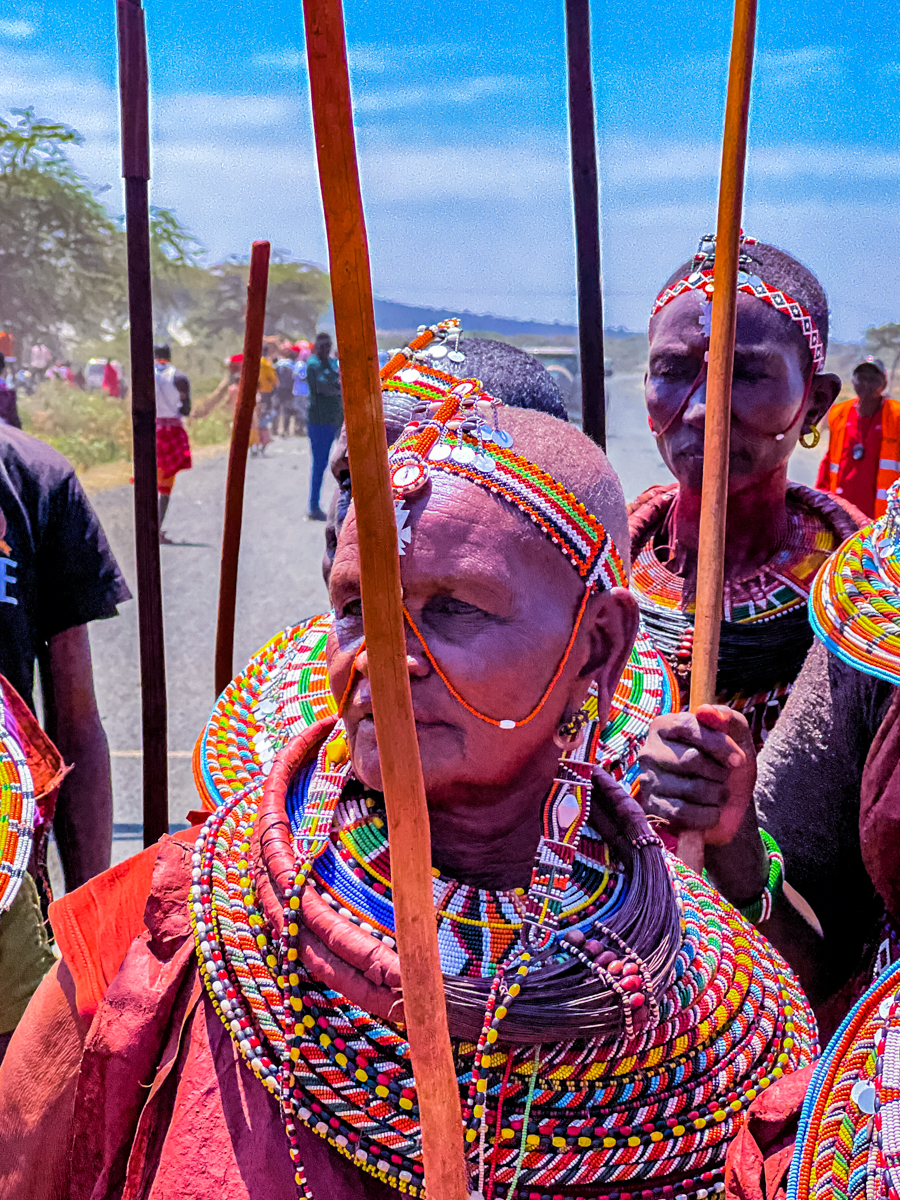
top-left (1, 0), bottom-right (898, 337)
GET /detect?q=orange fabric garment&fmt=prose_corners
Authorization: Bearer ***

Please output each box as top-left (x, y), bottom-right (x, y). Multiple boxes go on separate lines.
top-left (47, 830), bottom-right (390, 1199)
top-left (724, 1064), bottom-right (816, 1200)
top-left (816, 396), bottom-right (900, 518)
top-left (48, 828), bottom-right (195, 1020)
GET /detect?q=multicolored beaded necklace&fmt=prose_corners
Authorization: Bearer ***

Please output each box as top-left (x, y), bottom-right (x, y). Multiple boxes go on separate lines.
top-left (788, 960), bottom-right (900, 1200)
top-left (629, 483), bottom-right (850, 748)
top-left (191, 710), bottom-right (817, 1200)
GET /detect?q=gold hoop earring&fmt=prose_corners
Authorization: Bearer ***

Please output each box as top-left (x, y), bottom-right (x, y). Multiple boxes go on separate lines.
top-left (798, 425), bottom-right (821, 450)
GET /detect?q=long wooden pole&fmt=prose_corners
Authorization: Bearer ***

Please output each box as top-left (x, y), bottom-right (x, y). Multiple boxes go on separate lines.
top-left (301, 4), bottom-right (468, 1198)
top-left (214, 241), bottom-right (270, 697)
top-left (565, 0), bottom-right (607, 450)
top-left (679, 0), bottom-right (758, 874)
top-left (116, 0), bottom-right (168, 847)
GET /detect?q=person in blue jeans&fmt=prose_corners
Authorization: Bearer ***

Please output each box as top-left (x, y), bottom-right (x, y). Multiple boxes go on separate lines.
top-left (305, 332), bottom-right (343, 520)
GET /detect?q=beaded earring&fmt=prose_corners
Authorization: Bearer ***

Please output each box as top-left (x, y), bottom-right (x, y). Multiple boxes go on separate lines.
top-left (553, 705), bottom-right (590, 748)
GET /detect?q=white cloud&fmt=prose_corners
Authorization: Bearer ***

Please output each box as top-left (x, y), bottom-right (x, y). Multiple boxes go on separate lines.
top-left (0, 19), bottom-right (35, 39)
top-left (755, 45), bottom-right (843, 83)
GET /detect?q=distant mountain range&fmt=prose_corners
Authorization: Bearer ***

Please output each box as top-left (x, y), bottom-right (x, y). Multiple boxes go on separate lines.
top-left (372, 298), bottom-right (578, 338)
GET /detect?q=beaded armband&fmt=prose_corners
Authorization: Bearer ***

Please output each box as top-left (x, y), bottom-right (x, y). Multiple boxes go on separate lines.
top-left (737, 830), bottom-right (785, 925)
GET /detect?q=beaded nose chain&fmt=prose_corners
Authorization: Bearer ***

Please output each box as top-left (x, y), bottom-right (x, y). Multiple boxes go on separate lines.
top-left (649, 233), bottom-right (823, 443)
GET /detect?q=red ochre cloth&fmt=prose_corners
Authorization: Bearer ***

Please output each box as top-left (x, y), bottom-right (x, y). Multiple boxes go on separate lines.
top-left (156, 418), bottom-right (192, 485)
top-left (47, 830), bottom-right (388, 1199)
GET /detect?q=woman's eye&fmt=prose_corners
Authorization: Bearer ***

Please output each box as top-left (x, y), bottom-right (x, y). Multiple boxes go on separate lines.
top-left (340, 598), bottom-right (363, 618)
top-left (428, 597), bottom-right (482, 617)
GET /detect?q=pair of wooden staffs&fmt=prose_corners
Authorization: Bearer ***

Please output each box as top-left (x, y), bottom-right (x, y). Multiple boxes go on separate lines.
top-left (117, 0), bottom-right (757, 1192)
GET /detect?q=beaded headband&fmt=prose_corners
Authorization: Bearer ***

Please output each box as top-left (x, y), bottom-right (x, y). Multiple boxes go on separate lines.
top-left (809, 479), bottom-right (900, 686)
top-left (380, 334), bottom-right (626, 594)
top-left (650, 233), bottom-right (826, 372)
top-left (0, 684), bottom-right (37, 914)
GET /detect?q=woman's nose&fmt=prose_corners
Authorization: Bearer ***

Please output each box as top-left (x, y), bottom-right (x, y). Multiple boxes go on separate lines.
top-left (682, 384), bottom-right (707, 429)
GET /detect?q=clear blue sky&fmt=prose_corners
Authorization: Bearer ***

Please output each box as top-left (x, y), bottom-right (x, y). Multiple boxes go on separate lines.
top-left (1, 0), bottom-right (898, 336)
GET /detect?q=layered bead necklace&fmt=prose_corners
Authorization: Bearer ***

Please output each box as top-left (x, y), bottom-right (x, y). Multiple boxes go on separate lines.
top-left (192, 718), bottom-right (817, 1200)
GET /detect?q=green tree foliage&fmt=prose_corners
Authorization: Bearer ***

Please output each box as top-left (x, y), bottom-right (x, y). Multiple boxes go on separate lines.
top-left (0, 108), bottom-right (126, 354)
top-left (194, 254), bottom-right (331, 343)
top-left (865, 323), bottom-right (900, 388)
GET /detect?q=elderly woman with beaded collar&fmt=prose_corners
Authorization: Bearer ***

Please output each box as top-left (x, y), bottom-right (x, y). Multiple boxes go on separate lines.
top-left (0, 359), bottom-right (819, 1200)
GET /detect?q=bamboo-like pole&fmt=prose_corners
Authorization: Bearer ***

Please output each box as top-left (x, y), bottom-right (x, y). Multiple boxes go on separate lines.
top-left (116, 0), bottom-right (168, 847)
top-left (300, 3), bottom-right (469, 1198)
top-left (214, 241), bottom-right (270, 698)
top-left (565, 0), bottom-right (606, 450)
top-left (678, 0), bottom-right (758, 875)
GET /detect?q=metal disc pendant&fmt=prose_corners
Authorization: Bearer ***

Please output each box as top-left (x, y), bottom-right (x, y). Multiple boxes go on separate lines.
top-left (391, 462), bottom-right (427, 496)
top-left (474, 453), bottom-right (495, 473)
top-left (428, 345), bottom-right (447, 359)
top-left (428, 443), bottom-right (451, 462)
top-left (492, 429), bottom-right (513, 449)
top-left (451, 444), bottom-right (476, 464)
top-left (448, 351), bottom-right (466, 363)
top-left (399, 369), bottom-right (418, 383)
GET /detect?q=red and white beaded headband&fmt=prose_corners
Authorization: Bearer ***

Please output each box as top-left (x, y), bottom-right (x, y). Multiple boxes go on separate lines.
top-left (380, 341), bottom-right (626, 594)
top-left (650, 234), bottom-right (826, 372)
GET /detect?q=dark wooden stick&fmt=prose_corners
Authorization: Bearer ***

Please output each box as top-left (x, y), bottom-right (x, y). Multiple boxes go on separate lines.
top-left (301, 3), bottom-right (468, 1196)
top-left (679, 0), bottom-right (758, 875)
top-left (116, 0), bottom-right (167, 847)
top-left (565, 0), bottom-right (606, 450)
top-left (214, 241), bottom-right (270, 698)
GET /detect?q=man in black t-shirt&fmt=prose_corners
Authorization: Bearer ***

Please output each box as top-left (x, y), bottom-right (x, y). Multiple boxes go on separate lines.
top-left (0, 426), bottom-right (130, 886)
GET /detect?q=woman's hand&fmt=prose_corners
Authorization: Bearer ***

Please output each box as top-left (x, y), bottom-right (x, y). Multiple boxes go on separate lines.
top-left (637, 704), bottom-right (756, 846)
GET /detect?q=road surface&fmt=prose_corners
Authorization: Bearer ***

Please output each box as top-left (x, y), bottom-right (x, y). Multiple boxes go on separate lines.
top-left (66, 377), bottom-right (820, 878)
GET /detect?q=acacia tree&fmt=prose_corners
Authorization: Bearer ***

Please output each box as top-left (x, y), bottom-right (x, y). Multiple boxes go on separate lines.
top-left (194, 253), bottom-right (331, 343)
top-left (0, 108), bottom-right (126, 356)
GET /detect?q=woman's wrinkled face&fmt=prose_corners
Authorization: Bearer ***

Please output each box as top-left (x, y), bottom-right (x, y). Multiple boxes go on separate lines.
top-left (326, 474), bottom-right (634, 805)
top-left (646, 291), bottom-right (821, 492)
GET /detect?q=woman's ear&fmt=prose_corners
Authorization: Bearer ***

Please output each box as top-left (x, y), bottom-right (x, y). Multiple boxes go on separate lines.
top-left (578, 587), bottom-right (640, 719)
top-left (804, 372), bottom-right (841, 432)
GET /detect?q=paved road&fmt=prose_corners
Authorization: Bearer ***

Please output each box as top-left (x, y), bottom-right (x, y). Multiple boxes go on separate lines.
top-left (75, 378), bottom-right (820, 874)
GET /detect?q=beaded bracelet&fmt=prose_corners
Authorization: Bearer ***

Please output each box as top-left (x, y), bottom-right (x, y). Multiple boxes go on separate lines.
top-left (737, 830), bottom-right (785, 925)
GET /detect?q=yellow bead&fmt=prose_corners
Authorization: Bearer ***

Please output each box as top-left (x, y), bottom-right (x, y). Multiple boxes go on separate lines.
top-left (517, 965), bottom-right (528, 976)
top-left (673, 1125), bottom-right (685, 1136)
top-left (552, 1136), bottom-right (566, 1148)
top-left (294, 1022), bottom-right (304, 1036)
top-left (287, 948), bottom-right (298, 962)
top-left (486, 1029), bottom-right (498, 1043)
top-left (508, 983), bottom-right (521, 998)
top-left (320, 1034), bottom-right (331, 1048)
top-left (777, 1053), bottom-right (789, 1065)
top-left (526, 1135), bottom-right (539, 1148)
top-left (289, 973), bottom-right (300, 987)
top-left (290, 1047), bottom-right (301, 1061)
top-left (465, 1129), bottom-right (478, 1143)
top-left (356, 1070), bottom-right (367, 1082)
top-left (495, 1006), bottom-right (507, 1019)
top-left (713, 1110), bottom-right (727, 1123)
top-left (473, 1104), bottom-right (483, 1118)
top-left (303, 1014), bottom-right (315, 1027)
top-left (503, 1129), bottom-right (516, 1141)
top-left (476, 1079), bottom-right (487, 1093)
top-left (578, 1136), bottom-right (591, 1148)
top-left (289, 923), bottom-right (299, 936)
top-left (627, 1136), bottom-right (640, 1148)
top-left (375, 1085), bottom-right (389, 1098)
top-left (746, 1088), bottom-right (757, 1101)
top-left (521, 952), bottom-right (531, 962)
top-left (603, 1137), bottom-right (616, 1149)
top-left (694, 1118), bottom-right (706, 1130)
top-left (290, 996), bottom-right (303, 1011)
top-left (336, 1053), bottom-right (348, 1067)
top-left (290, 896), bottom-right (300, 910)
top-left (256, 934), bottom-right (267, 948)
top-left (399, 1098), bottom-right (413, 1110)
top-left (650, 1131), bottom-right (663, 1143)
top-left (772, 1066), bottom-right (784, 1079)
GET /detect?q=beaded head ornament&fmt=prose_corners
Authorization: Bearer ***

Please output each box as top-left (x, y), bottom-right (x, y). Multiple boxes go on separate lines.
top-left (650, 233), bottom-right (826, 373)
top-left (809, 479), bottom-right (900, 686)
top-left (0, 684), bottom-right (37, 914)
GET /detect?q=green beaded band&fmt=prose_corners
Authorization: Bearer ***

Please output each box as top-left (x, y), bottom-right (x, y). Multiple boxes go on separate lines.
top-left (738, 830), bottom-right (785, 925)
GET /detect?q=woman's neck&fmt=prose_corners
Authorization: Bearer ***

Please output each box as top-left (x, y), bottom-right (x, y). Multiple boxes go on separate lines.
top-left (424, 743), bottom-right (560, 891)
top-left (668, 466), bottom-right (791, 587)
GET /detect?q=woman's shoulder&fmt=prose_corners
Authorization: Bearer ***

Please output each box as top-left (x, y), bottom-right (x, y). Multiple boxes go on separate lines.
top-left (193, 613), bottom-right (337, 812)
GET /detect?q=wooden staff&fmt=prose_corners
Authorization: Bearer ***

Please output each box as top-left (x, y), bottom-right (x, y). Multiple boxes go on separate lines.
top-left (565, 0), bottom-right (607, 450)
top-left (214, 241), bottom-right (270, 698)
top-left (116, 0), bottom-right (168, 847)
top-left (301, 4), bottom-right (468, 1197)
top-left (679, 0), bottom-right (758, 875)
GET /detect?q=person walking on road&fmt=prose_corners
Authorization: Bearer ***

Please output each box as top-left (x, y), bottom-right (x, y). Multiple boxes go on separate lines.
top-left (305, 332), bottom-right (342, 520)
top-left (153, 344), bottom-right (192, 544)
